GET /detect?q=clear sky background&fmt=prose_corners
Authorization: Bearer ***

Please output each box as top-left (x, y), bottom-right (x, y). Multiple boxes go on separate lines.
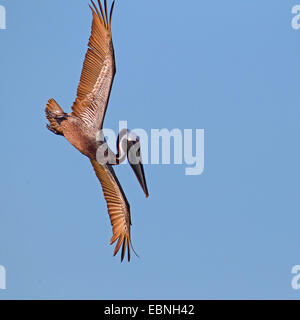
top-left (0, 0), bottom-right (300, 299)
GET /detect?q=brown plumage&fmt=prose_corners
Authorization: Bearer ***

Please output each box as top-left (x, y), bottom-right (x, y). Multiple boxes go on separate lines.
top-left (45, 0), bottom-right (149, 262)
top-left (91, 160), bottom-right (131, 261)
top-left (72, 0), bottom-right (116, 130)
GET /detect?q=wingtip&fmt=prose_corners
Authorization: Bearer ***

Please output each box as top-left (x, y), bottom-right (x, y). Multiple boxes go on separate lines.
top-left (109, 0), bottom-right (116, 27)
top-left (111, 234), bottom-right (131, 262)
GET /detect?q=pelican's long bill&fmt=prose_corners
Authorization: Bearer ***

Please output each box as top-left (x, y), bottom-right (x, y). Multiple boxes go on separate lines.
top-left (127, 141), bottom-right (149, 198)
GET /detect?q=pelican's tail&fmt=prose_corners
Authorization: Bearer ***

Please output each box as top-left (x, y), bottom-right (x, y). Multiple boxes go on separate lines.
top-left (45, 98), bottom-right (66, 136)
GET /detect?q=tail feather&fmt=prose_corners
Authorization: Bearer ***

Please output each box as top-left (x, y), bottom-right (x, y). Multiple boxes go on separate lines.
top-left (45, 98), bottom-right (65, 136)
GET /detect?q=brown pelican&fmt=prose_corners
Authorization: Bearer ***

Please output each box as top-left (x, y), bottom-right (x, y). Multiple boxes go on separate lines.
top-left (45, 0), bottom-right (149, 262)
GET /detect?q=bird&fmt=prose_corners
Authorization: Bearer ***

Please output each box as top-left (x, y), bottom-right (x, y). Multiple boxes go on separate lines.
top-left (45, 0), bottom-right (149, 262)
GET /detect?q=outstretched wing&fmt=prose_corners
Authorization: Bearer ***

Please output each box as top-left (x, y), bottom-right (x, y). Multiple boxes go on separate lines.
top-left (72, 0), bottom-right (116, 129)
top-left (90, 160), bottom-right (132, 262)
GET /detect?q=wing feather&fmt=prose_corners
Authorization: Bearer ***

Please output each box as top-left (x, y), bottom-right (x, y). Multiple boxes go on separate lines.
top-left (90, 159), bottom-right (131, 262)
top-left (72, 0), bottom-right (116, 129)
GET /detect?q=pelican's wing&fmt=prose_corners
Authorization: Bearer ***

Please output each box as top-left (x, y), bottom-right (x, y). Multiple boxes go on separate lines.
top-left (90, 159), bottom-right (132, 262)
top-left (72, 0), bottom-right (116, 129)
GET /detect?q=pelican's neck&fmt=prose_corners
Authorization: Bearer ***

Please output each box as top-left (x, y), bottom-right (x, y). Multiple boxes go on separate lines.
top-left (116, 133), bottom-right (128, 164)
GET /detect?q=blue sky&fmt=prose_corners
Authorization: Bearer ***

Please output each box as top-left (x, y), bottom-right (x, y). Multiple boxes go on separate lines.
top-left (0, 0), bottom-right (300, 299)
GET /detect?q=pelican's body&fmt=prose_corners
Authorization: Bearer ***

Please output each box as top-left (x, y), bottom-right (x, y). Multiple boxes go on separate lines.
top-left (45, 0), bottom-right (148, 262)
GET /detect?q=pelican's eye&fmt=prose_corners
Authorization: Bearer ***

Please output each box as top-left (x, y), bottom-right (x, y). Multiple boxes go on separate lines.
top-left (127, 131), bottom-right (139, 142)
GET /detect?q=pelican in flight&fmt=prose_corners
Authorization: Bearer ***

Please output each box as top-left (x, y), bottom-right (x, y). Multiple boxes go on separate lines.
top-left (45, 0), bottom-right (149, 262)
